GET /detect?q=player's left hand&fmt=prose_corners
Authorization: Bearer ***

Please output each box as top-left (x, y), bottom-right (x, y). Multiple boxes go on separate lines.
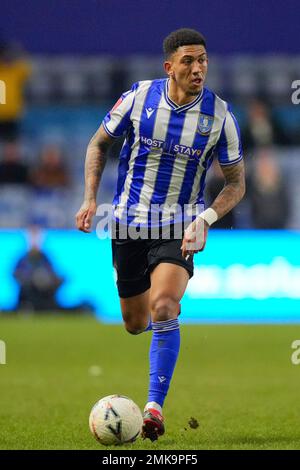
top-left (181, 217), bottom-right (209, 259)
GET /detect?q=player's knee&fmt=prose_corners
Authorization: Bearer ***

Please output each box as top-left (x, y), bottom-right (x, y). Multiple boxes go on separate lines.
top-left (123, 314), bottom-right (146, 335)
top-left (124, 323), bottom-right (144, 335)
top-left (150, 295), bottom-right (178, 322)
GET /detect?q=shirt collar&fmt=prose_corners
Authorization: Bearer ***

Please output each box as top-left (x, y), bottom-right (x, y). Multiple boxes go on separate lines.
top-left (164, 78), bottom-right (204, 113)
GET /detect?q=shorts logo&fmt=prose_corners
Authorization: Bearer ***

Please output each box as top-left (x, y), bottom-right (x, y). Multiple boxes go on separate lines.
top-left (197, 113), bottom-right (214, 135)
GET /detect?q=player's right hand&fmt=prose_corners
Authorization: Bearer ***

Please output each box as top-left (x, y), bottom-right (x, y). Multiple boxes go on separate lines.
top-left (181, 217), bottom-right (209, 259)
top-left (75, 199), bottom-right (97, 233)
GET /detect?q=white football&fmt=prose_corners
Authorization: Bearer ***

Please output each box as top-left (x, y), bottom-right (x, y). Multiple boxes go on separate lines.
top-left (89, 395), bottom-right (143, 445)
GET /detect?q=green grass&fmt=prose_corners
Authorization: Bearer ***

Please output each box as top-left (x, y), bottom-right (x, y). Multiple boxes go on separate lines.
top-left (0, 315), bottom-right (300, 450)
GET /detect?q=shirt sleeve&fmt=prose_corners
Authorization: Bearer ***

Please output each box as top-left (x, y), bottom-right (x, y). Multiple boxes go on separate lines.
top-left (102, 82), bottom-right (138, 138)
top-left (216, 108), bottom-right (243, 166)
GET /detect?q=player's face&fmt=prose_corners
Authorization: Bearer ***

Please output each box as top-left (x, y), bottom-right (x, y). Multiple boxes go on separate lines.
top-left (165, 45), bottom-right (208, 96)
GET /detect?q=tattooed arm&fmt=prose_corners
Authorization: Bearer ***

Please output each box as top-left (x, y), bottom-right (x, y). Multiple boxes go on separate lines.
top-left (210, 160), bottom-right (246, 219)
top-left (76, 125), bottom-right (113, 233)
top-left (181, 160), bottom-right (245, 258)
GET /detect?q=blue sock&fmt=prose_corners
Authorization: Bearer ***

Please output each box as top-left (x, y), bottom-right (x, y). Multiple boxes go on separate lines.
top-left (148, 318), bottom-right (180, 408)
top-left (144, 318), bottom-right (152, 332)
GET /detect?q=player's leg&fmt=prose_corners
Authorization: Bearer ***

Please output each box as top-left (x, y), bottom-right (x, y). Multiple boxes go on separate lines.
top-left (112, 231), bottom-right (152, 334)
top-left (142, 262), bottom-right (189, 440)
top-left (119, 289), bottom-right (151, 335)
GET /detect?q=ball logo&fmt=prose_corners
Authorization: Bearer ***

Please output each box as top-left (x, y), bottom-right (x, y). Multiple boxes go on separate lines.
top-left (0, 80), bottom-right (6, 105)
top-left (0, 340), bottom-right (6, 365)
top-left (104, 404), bottom-right (122, 440)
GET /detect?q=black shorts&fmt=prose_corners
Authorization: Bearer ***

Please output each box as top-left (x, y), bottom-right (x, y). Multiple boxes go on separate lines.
top-left (111, 223), bottom-right (194, 298)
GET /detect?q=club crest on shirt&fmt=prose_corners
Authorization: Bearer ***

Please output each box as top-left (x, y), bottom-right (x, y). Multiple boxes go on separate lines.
top-left (197, 113), bottom-right (214, 135)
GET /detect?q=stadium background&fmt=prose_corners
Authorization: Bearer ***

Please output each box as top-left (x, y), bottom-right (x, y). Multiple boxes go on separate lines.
top-left (1, 0), bottom-right (300, 452)
top-left (1, 0), bottom-right (300, 321)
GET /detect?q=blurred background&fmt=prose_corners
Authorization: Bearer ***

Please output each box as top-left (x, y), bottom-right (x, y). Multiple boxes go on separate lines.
top-left (0, 0), bottom-right (300, 321)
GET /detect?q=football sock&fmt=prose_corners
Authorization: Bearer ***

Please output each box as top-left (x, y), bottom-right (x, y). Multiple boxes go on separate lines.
top-left (147, 318), bottom-right (180, 408)
top-left (144, 401), bottom-right (162, 414)
top-left (143, 318), bottom-right (152, 332)
top-left (143, 304), bottom-right (181, 333)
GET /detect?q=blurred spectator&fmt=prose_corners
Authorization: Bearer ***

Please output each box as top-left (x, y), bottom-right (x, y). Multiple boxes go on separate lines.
top-left (0, 42), bottom-right (31, 142)
top-left (242, 99), bottom-right (289, 151)
top-left (0, 141), bottom-right (30, 184)
top-left (13, 226), bottom-right (63, 311)
top-left (205, 159), bottom-right (236, 229)
top-left (31, 145), bottom-right (70, 189)
top-left (247, 148), bottom-right (290, 229)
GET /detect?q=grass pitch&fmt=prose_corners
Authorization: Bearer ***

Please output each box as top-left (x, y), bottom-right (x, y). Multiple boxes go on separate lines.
top-left (0, 315), bottom-right (300, 450)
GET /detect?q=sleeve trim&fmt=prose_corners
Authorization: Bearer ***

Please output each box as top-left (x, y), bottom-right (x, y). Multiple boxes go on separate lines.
top-left (102, 121), bottom-right (122, 139)
top-left (219, 155), bottom-right (243, 166)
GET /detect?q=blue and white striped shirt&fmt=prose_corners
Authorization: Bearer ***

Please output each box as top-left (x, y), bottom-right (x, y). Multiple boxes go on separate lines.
top-left (103, 79), bottom-right (243, 227)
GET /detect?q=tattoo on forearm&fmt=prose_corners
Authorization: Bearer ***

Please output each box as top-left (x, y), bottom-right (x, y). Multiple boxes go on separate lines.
top-left (211, 161), bottom-right (246, 220)
top-left (84, 138), bottom-right (110, 202)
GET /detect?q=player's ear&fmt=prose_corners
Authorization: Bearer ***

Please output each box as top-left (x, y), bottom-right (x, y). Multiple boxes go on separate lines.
top-left (164, 60), bottom-right (173, 77)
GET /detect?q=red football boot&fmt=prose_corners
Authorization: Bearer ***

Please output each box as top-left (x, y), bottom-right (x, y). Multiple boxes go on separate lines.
top-left (142, 408), bottom-right (165, 441)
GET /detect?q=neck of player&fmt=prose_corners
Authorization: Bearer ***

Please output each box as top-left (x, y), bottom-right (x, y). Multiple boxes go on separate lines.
top-left (168, 78), bottom-right (203, 107)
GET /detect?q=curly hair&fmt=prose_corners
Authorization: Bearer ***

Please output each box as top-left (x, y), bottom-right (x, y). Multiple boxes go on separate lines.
top-left (163, 28), bottom-right (206, 58)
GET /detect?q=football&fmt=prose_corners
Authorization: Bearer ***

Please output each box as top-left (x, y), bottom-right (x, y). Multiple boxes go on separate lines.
top-left (89, 395), bottom-right (143, 445)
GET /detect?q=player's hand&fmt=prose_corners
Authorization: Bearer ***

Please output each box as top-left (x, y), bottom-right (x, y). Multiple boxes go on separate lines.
top-left (75, 199), bottom-right (97, 233)
top-left (181, 217), bottom-right (209, 259)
